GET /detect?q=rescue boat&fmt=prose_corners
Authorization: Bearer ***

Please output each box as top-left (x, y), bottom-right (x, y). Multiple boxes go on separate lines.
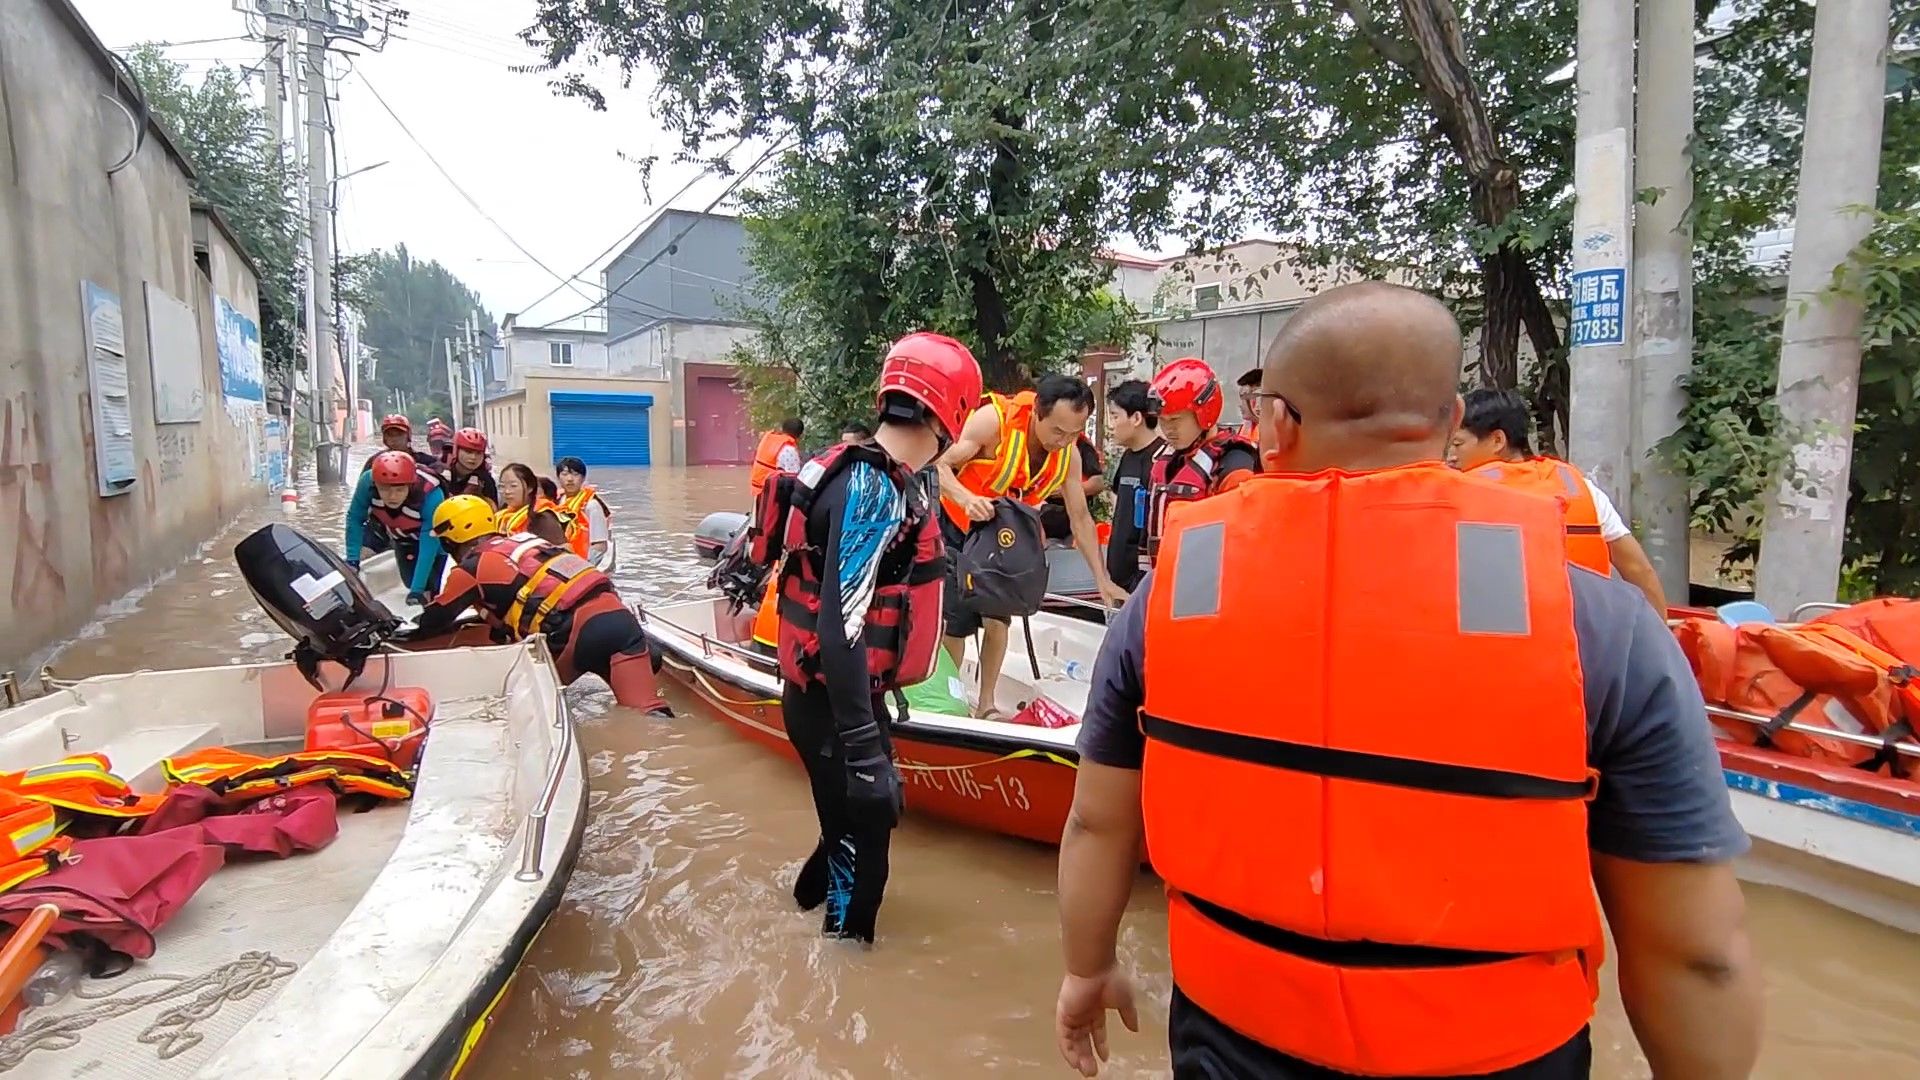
top-left (0, 530), bottom-right (587, 1077)
top-left (640, 595), bottom-right (1099, 845)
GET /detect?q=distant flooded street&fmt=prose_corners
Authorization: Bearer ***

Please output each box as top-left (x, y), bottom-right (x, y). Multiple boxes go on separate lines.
top-left (35, 464), bottom-right (1920, 1078)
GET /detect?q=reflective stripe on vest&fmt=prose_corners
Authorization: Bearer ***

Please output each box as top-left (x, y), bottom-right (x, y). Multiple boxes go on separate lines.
top-left (164, 747), bottom-right (415, 801)
top-left (943, 392), bottom-right (1075, 526)
top-left (0, 801), bottom-right (58, 863)
top-left (1472, 458), bottom-right (1612, 575)
top-left (0, 835), bottom-right (72, 896)
top-left (1140, 464), bottom-right (1601, 1077)
top-left (4, 753), bottom-right (162, 819)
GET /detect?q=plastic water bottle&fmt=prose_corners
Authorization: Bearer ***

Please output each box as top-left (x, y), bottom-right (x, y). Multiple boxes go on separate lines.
top-left (22, 951), bottom-right (84, 1006)
top-left (1063, 660), bottom-right (1088, 682)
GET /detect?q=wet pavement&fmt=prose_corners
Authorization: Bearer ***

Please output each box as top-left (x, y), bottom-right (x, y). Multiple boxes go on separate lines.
top-left (34, 462), bottom-right (1920, 1077)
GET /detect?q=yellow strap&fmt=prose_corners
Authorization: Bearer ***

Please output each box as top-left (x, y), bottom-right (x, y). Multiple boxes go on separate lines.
top-left (504, 557), bottom-right (595, 634)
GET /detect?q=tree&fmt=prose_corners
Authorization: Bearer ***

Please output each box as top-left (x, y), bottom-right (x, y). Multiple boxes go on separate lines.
top-left (343, 245), bottom-right (493, 417)
top-left (121, 47), bottom-right (304, 385)
top-left (527, 0), bottom-right (1223, 404)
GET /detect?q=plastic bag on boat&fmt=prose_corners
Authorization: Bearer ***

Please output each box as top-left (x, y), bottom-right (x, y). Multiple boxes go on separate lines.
top-left (901, 648), bottom-right (969, 718)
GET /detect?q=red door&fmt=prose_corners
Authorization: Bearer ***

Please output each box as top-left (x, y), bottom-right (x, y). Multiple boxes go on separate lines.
top-left (689, 374), bottom-right (751, 464)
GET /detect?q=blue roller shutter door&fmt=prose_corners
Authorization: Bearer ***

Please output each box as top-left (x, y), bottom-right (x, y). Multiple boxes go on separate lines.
top-left (549, 391), bottom-right (653, 466)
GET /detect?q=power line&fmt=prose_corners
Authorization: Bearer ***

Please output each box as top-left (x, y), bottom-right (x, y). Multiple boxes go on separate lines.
top-left (353, 71), bottom-right (597, 308)
top-left (513, 134), bottom-right (750, 316)
top-left (543, 139), bottom-right (786, 327)
top-left (112, 35), bottom-right (254, 50)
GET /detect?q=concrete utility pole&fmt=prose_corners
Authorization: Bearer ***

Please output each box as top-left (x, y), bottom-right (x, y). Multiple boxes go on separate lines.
top-left (1567, 0), bottom-right (1637, 505)
top-left (1629, 0), bottom-right (1695, 602)
top-left (304, 19), bottom-right (341, 484)
top-left (444, 338), bottom-right (462, 429)
top-left (464, 312), bottom-right (481, 434)
top-left (262, 38), bottom-right (284, 144)
top-left (1754, 0), bottom-right (1893, 615)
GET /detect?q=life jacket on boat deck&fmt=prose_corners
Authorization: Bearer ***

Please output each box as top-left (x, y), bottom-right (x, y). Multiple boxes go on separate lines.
top-left (163, 746), bottom-right (415, 801)
top-left (1142, 429), bottom-right (1259, 570)
top-left (0, 753), bottom-right (165, 822)
top-left (750, 431), bottom-right (800, 497)
top-left (367, 471), bottom-right (442, 545)
top-left (1676, 614), bottom-right (1920, 775)
top-left (1469, 457), bottom-right (1612, 575)
top-left (0, 795), bottom-right (73, 895)
top-left (940, 391), bottom-right (1077, 530)
top-left (461, 532), bottom-right (615, 640)
top-left (1140, 464), bottom-right (1603, 1077)
top-left (557, 485), bottom-right (608, 559)
top-left (755, 443), bottom-right (945, 692)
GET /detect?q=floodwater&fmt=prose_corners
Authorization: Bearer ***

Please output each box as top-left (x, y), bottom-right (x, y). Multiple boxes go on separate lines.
top-left (37, 462), bottom-right (1920, 1077)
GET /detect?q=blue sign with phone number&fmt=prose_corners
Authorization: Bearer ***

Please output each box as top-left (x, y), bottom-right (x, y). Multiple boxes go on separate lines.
top-left (1569, 268), bottom-right (1627, 347)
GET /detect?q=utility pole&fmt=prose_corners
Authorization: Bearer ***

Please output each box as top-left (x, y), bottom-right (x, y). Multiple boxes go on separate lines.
top-left (1629, 0), bottom-right (1695, 603)
top-left (262, 38), bottom-right (284, 144)
top-left (444, 338), bottom-right (462, 429)
top-left (303, 19), bottom-right (341, 483)
top-left (464, 312), bottom-right (480, 434)
top-left (1566, 0), bottom-right (1637, 506)
top-left (1754, 0), bottom-right (1892, 614)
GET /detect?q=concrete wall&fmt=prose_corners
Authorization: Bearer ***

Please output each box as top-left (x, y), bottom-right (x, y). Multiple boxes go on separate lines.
top-left (603, 211), bottom-right (755, 343)
top-left (482, 374), bottom-right (674, 470)
top-left (0, 0), bottom-right (270, 671)
top-left (503, 326), bottom-right (610, 387)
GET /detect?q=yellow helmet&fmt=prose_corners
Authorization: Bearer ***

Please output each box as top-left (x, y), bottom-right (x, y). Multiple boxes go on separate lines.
top-left (431, 494), bottom-right (497, 544)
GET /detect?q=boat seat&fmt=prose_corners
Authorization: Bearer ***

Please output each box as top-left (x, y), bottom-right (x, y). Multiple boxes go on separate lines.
top-left (95, 723), bottom-right (226, 792)
top-left (1717, 600), bottom-right (1778, 627)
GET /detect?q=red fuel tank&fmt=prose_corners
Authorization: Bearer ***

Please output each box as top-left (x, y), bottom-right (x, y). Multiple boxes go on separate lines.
top-left (304, 688), bottom-right (432, 772)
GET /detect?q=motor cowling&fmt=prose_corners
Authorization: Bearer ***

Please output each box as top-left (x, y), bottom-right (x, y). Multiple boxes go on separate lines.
top-left (692, 511), bottom-right (749, 562)
top-left (235, 524), bottom-right (398, 666)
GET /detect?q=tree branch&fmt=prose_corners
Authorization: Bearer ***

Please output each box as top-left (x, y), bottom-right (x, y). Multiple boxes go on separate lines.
top-left (1332, 0), bottom-right (1418, 70)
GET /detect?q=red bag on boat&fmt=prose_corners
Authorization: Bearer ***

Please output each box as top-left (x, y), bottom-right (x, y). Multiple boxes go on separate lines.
top-left (0, 830), bottom-right (224, 962)
top-left (137, 784), bottom-right (340, 857)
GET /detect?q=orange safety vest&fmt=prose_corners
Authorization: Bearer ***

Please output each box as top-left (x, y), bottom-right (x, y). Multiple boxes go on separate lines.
top-left (556, 485), bottom-right (607, 559)
top-left (0, 794), bottom-right (69, 895)
top-left (0, 752), bottom-right (165, 820)
top-left (751, 572), bottom-right (781, 647)
top-left (1141, 463), bottom-right (1602, 1077)
top-left (941, 391), bottom-right (1077, 529)
top-left (163, 746), bottom-right (415, 802)
top-left (1470, 457), bottom-right (1612, 575)
top-left (750, 432), bottom-right (798, 497)
top-left (496, 496), bottom-right (569, 537)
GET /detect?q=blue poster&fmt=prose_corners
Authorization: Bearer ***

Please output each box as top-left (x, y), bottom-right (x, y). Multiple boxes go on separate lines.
top-left (215, 295), bottom-right (265, 402)
top-left (264, 416), bottom-right (287, 491)
top-left (1568, 268), bottom-right (1627, 347)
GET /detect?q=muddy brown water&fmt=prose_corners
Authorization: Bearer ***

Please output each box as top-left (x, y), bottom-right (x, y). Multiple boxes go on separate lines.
top-left (36, 463), bottom-right (1920, 1077)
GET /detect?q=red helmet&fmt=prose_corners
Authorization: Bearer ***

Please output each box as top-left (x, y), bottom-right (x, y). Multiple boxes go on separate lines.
top-left (453, 427), bottom-right (488, 453)
top-left (877, 332), bottom-right (984, 442)
top-left (427, 417), bottom-right (452, 434)
top-left (380, 413), bottom-right (411, 435)
top-left (370, 450), bottom-right (418, 486)
top-left (1149, 357), bottom-right (1224, 429)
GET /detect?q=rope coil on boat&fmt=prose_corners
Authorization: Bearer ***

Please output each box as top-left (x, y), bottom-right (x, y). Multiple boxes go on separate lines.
top-left (660, 654), bottom-right (1077, 772)
top-left (0, 950), bottom-right (297, 1066)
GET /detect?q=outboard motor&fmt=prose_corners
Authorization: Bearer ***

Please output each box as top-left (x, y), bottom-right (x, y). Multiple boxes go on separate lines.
top-left (693, 511), bottom-right (749, 562)
top-left (706, 523), bottom-right (770, 615)
top-left (235, 523), bottom-right (399, 689)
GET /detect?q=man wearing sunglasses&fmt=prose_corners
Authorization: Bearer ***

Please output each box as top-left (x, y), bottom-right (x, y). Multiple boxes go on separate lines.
top-left (1057, 282), bottom-right (1758, 1080)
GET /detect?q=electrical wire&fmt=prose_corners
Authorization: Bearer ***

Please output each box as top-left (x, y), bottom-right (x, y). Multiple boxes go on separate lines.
top-left (512, 134), bottom-right (751, 318)
top-left (111, 35), bottom-right (253, 50)
top-left (353, 71), bottom-right (596, 308)
top-left (541, 139), bottom-right (787, 327)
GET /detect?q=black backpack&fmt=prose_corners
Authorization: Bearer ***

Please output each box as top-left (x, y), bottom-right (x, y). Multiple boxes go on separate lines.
top-left (957, 498), bottom-right (1049, 619)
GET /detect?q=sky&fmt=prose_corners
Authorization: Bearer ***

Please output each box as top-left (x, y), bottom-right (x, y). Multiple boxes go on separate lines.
top-left (72, 0), bottom-right (757, 329)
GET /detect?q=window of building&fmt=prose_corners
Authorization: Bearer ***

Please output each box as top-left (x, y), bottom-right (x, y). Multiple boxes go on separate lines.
top-left (1193, 283), bottom-right (1222, 313)
top-left (549, 342), bottom-right (574, 366)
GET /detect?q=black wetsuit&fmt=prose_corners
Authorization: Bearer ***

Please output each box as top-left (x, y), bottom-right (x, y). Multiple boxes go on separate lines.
top-left (781, 460), bottom-right (913, 943)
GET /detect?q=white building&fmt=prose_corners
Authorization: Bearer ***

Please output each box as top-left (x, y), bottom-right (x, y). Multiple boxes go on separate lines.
top-left (499, 313), bottom-right (611, 389)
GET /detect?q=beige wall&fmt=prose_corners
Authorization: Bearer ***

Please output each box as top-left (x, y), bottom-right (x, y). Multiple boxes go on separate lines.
top-left (482, 374), bottom-right (675, 471)
top-left (1, 0), bottom-right (271, 671)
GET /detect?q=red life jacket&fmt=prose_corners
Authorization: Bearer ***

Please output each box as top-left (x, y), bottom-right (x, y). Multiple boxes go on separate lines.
top-left (1143, 430), bottom-right (1260, 570)
top-left (464, 533), bottom-right (614, 639)
top-left (367, 471), bottom-right (441, 540)
top-left (759, 444), bottom-right (945, 693)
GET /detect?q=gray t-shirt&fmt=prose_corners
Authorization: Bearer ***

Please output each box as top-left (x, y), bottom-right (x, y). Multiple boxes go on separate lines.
top-left (1076, 565), bottom-right (1750, 863)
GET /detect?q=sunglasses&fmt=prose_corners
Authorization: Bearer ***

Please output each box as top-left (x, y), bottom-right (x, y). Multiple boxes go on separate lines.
top-left (1246, 391), bottom-right (1303, 424)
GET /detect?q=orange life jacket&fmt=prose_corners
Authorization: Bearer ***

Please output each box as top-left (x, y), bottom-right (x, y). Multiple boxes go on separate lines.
top-left (940, 391), bottom-right (1077, 529)
top-left (496, 496), bottom-right (569, 538)
top-left (751, 572), bottom-right (781, 647)
top-left (1141, 463), bottom-right (1602, 1077)
top-left (556, 485), bottom-right (607, 559)
top-left (1470, 457), bottom-right (1612, 575)
top-left (750, 432), bottom-right (798, 497)
top-left (465, 532), bottom-right (613, 639)
top-left (0, 753), bottom-right (165, 821)
top-left (163, 746), bottom-right (414, 802)
top-left (0, 793), bottom-right (68, 894)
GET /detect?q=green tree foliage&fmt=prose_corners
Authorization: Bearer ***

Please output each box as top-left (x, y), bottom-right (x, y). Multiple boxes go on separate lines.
top-left (344, 245), bottom-right (492, 418)
top-left (120, 47), bottom-right (304, 385)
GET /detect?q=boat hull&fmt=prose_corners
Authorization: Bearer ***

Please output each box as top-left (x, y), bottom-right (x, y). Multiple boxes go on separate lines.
top-left (646, 618), bottom-right (1080, 846)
